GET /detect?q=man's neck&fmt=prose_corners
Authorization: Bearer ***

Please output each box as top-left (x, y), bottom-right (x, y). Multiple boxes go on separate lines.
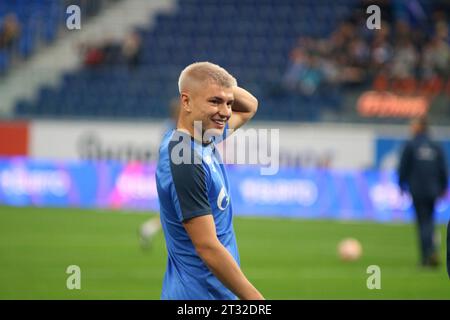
top-left (176, 121), bottom-right (210, 145)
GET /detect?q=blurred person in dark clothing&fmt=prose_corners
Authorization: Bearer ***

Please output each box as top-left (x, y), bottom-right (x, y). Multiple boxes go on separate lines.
top-left (398, 116), bottom-right (448, 268)
top-left (83, 44), bottom-right (105, 67)
top-left (0, 13), bottom-right (20, 50)
top-left (122, 31), bottom-right (142, 69)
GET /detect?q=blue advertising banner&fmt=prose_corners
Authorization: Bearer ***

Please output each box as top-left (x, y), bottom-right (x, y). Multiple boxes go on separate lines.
top-left (0, 158), bottom-right (449, 223)
top-left (227, 166), bottom-right (449, 223)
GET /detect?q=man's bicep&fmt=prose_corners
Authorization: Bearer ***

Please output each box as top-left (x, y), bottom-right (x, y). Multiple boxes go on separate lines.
top-left (183, 214), bottom-right (219, 249)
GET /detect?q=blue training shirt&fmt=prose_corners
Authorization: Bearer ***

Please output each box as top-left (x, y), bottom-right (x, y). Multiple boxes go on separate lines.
top-left (156, 128), bottom-right (239, 300)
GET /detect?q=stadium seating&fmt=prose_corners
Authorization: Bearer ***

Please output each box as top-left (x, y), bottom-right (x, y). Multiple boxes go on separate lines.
top-left (0, 0), bottom-right (112, 74)
top-left (13, 0), bottom-right (444, 122)
top-left (0, 0), bottom-right (63, 61)
top-left (14, 0), bottom-right (361, 121)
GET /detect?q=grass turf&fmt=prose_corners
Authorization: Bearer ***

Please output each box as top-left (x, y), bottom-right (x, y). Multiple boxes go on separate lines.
top-left (0, 206), bottom-right (448, 299)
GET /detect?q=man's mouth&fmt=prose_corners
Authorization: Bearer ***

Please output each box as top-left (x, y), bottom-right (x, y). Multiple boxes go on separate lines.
top-left (212, 118), bottom-right (227, 126)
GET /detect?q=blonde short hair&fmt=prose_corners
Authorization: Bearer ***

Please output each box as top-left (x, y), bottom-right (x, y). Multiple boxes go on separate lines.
top-left (178, 61), bottom-right (237, 93)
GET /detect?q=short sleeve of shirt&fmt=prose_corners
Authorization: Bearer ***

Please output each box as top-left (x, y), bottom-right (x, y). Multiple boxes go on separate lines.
top-left (169, 157), bottom-right (211, 222)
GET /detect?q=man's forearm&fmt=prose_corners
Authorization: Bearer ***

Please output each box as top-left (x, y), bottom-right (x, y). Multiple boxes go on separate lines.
top-left (196, 241), bottom-right (264, 300)
top-left (226, 86), bottom-right (258, 130)
top-left (232, 86), bottom-right (258, 115)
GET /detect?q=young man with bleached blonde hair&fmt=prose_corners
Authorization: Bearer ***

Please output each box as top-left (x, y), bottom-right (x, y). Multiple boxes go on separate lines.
top-left (156, 62), bottom-right (264, 300)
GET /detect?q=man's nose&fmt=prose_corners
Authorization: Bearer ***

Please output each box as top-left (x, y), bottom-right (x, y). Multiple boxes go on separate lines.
top-left (218, 103), bottom-right (231, 117)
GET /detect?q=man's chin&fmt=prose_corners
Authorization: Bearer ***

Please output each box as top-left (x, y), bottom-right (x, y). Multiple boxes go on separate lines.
top-left (203, 127), bottom-right (224, 140)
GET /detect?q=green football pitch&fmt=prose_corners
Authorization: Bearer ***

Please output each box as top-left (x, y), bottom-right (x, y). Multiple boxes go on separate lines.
top-left (0, 206), bottom-right (448, 299)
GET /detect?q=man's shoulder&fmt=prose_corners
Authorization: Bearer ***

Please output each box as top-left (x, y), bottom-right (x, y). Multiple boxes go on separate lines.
top-left (159, 129), bottom-right (174, 150)
top-left (156, 130), bottom-right (176, 174)
top-left (159, 129), bottom-right (196, 159)
top-left (402, 139), bottom-right (415, 151)
top-left (416, 136), bottom-right (444, 151)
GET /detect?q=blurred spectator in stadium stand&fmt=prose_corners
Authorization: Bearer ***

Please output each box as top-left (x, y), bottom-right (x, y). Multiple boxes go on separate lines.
top-left (78, 32), bottom-right (142, 69)
top-left (370, 21), bottom-right (393, 90)
top-left (341, 35), bottom-right (370, 88)
top-left (78, 41), bottom-right (106, 67)
top-left (79, 37), bottom-right (125, 68)
top-left (282, 41), bottom-right (306, 90)
top-left (328, 21), bottom-right (355, 75)
top-left (0, 13), bottom-right (21, 50)
top-left (102, 37), bottom-right (123, 65)
top-left (398, 116), bottom-right (448, 269)
top-left (421, 34), bottom-right (449, 85)
top-left (122, 31), bottom-right (142, 70)
top-left (282, 43), bottom-right (321, 96)
top-left (390, 36), bottom-right (419, 94)
top-left (432, 8), bottom-right (449, 39)
top-left (318, 48), bottom-right (340, 86)
top-left (295, 52), bottom-right (324, 96)
top-left (421, 18), bottom-right (449, 85)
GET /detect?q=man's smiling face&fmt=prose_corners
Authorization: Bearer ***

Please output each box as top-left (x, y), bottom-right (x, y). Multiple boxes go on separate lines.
top-left (189, 81), bottom-right (234, 138)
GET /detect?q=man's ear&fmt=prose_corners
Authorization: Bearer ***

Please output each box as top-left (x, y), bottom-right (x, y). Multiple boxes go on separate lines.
top-left (180, 93), bottom-right (192, 113)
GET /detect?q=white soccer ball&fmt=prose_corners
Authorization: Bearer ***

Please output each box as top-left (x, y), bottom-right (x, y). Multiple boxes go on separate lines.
top-left (338, 238), bottom-right (362, 262)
